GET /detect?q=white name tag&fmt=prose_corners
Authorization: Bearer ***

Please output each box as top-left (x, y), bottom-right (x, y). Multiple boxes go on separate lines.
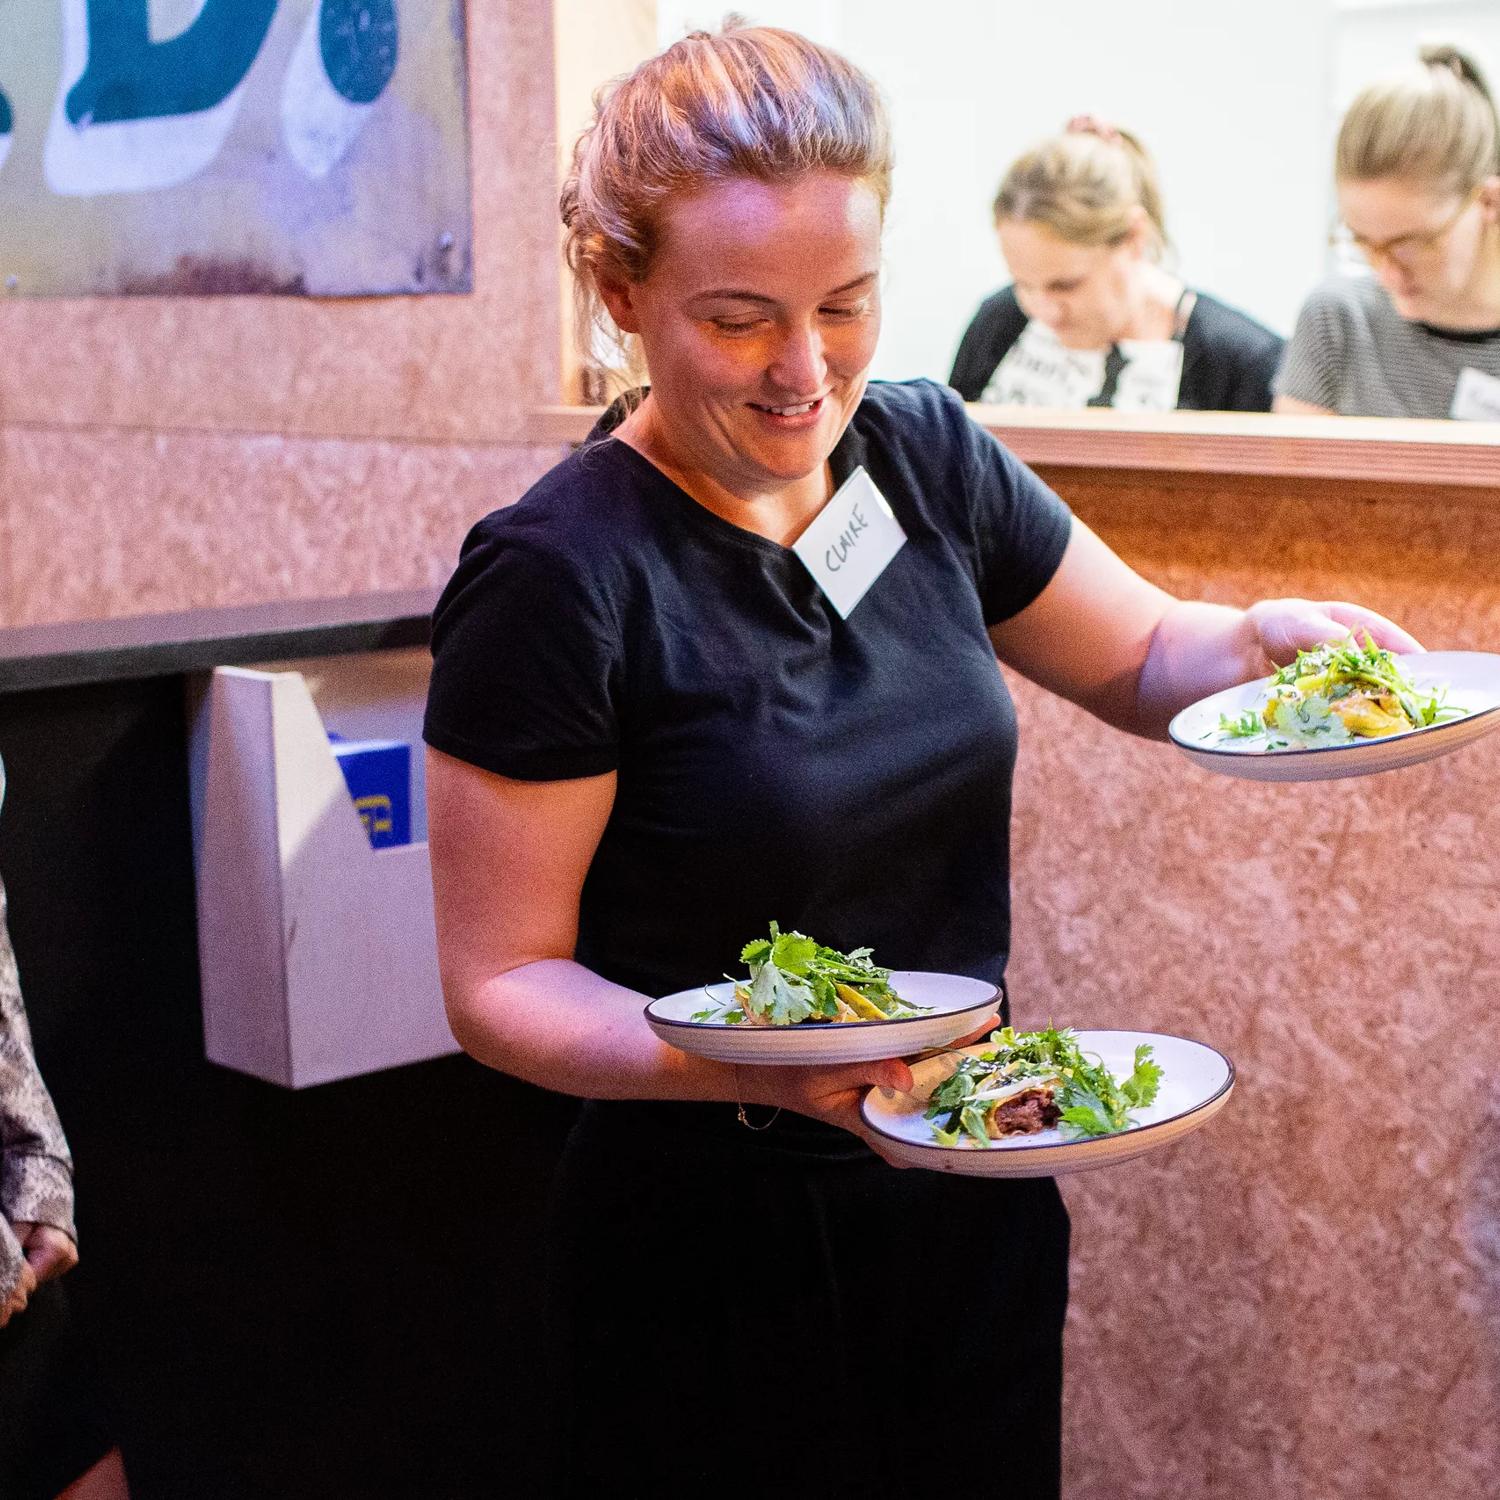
top-left (1450, 366), bottom-right (1500, 422)
top-left (980, 319), bottom-right (1183, 411)
top-left (792, 466), bottom-right (907, 619)
top-left (982, 319), bottom-right (1104, 408)
top-left (1112, 338), bottom-right (1184, 412)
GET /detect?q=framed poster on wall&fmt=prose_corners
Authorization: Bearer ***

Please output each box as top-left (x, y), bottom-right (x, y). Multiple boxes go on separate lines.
top-left (0, 0), bottom-right (472, 295)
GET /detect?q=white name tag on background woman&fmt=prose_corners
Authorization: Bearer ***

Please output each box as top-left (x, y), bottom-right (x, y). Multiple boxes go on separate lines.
top-left (1112, 339), bottom-right (1185, 412)
top-left (981, 320), bottom-right (1183, 411)
top-left (793, 466), bottom-right (907, 618)
top-left (1450, 366), bottom-right (1500, 422)
top-left (983, 320), bottom-right (1104, 407)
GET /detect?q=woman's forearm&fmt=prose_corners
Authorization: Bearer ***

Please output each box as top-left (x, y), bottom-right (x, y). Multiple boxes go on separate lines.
top-left (442, 957), bottom-right (917, 1135)
top-left (426, 756), bottom-right (917, 1131)
top-left (444, 956), bottom-right (741, 1102)
top-left (1133, 601), bottom-right (1266, 739)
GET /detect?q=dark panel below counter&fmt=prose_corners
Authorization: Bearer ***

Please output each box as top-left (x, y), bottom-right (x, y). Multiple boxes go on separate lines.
top-left (0, 675), bottom-right (578, 1499)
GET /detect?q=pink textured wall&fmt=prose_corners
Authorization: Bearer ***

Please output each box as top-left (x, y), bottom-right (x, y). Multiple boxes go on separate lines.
top-left (0, 0), bottom-right (563, 627)
top-left (1014, 474), bottom-right (1500, 1500)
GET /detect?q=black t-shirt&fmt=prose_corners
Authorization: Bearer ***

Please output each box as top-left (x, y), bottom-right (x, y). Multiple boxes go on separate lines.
top-left (948, 286), bottom-right (1284, 412)
top-left (424, 378), bottom-right (1072, 998)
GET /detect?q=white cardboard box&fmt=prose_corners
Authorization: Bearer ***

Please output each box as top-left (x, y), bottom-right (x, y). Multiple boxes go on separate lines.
top-left (188, 649), bottom-right (456, 1088)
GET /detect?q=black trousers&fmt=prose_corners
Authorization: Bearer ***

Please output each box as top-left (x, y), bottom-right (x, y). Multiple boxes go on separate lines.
top-left (0, 1280), bottom-right (113, 1500)
top-left (546, 1101), bottom-right (1070, 1499)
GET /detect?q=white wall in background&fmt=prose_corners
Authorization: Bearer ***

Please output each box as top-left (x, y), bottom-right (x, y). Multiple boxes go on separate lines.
top-left (657, 1), bottom-right (1500, 384)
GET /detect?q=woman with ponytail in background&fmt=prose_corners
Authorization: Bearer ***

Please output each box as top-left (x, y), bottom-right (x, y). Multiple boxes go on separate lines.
top-left (950, 118), bottom-right (1283, 412)
top-left (1277, 45), bottom-right (1500, 418)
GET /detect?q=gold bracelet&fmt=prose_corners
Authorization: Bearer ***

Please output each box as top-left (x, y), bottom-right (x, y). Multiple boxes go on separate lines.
top-left (733, 1064), bottom-right (782, 1131)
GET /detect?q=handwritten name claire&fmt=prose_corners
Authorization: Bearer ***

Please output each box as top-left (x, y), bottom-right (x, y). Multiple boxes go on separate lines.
top-left (824, 501), bottom-right (868, 572)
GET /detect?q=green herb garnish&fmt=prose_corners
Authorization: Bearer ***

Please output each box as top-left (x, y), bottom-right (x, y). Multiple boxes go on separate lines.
top-left (695, 923), bottom-right (928, 1026)
top-left (925, 1026), bottom-right (1162, 1145)
top-left (1217, 709), bottom-right (1263, 739)
top-left (1216, 634), bottom-right (1463, 751)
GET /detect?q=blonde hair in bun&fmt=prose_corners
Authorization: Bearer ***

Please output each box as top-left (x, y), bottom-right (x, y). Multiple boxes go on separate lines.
top-left (1337, 43), bottom-right (1500, 192)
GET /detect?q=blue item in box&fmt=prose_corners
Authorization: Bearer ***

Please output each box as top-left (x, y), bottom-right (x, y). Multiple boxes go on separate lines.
top-left (328, 735), bottom-right (411, 848)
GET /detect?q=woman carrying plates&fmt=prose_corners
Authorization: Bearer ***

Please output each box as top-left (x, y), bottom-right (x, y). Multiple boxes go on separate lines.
top-left (424, 24), bottom-right (1415, 1498)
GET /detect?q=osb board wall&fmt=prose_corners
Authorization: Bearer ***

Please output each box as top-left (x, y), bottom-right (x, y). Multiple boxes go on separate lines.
top-left (0, 0), bottom-right (568, 628)
top-left (1016, 470), bottom-right (1500, 1500)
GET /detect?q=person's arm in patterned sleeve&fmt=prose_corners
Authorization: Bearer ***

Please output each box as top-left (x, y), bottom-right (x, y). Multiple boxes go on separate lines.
top-left (0, 798), bottom-right (79, 1329)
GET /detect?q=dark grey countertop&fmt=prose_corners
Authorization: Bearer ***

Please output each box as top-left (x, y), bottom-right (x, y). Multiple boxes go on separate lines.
top-left (0, 588), bottom-right (438, 694)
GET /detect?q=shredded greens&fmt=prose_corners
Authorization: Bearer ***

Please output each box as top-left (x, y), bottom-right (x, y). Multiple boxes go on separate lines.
top-left (925, 1026), bottom-right (1163, 1146)
top-left (1211, 635), bottom-right (1462, 751)
top-left (690, 923), bottom-right (928, 1025)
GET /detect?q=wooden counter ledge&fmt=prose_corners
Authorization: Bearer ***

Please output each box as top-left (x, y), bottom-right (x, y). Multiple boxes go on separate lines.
top-left (531, 403), bottom-right (1500, 491)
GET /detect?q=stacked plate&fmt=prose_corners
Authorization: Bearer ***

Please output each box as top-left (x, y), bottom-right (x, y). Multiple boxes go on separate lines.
top-left (859, 1030), bottom-right (1234, 1178)
top-left (645, 971), bottom-right (998, 1065)
top-left (646, 981), bottom-right (1234, 1178)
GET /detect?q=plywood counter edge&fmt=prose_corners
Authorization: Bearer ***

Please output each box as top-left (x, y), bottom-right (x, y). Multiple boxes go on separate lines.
top-left (530, 404), bottom-right (1500, 488)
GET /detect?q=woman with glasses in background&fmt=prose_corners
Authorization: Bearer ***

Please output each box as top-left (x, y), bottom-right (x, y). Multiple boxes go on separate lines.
top-left (1276, 45), bottom-right (1500, 419)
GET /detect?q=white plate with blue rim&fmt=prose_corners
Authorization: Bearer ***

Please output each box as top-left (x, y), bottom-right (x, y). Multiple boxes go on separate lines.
top-left (645, 971), bottom-right (1000, 1065)
top-left (1167, 651), bottom-right (1500, 782)
top-left (860, 1029), bottom-right (1234, 1177)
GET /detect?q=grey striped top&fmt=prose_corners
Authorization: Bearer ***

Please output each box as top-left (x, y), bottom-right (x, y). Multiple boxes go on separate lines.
top-left (1275, 272), bottom-right (1500, 419)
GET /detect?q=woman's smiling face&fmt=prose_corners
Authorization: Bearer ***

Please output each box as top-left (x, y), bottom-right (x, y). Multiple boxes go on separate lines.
top-left (600, 172), bottom-right (883, 503)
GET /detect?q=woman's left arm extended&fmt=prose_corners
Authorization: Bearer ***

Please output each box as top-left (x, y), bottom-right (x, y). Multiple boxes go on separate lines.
top-left (988, 517), bottom-right (1422, 739)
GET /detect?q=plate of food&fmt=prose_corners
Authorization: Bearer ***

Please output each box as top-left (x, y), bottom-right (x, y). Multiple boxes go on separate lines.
top-left (1168, 641), bottom-right (1500, 781)
top-left (645, 924), bottom-right (999, 1065)
top-left (860, 1026), bottom-right (1234, 1177)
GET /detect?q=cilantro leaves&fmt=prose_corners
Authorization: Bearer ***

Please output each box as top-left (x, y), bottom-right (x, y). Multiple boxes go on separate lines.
top-left (925, 1027), bottom-right (1163, 1145)
top-left (699, 923), bottom-right (926, 1026)
top-left (1216, 634), bottom-right (1464, 752)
